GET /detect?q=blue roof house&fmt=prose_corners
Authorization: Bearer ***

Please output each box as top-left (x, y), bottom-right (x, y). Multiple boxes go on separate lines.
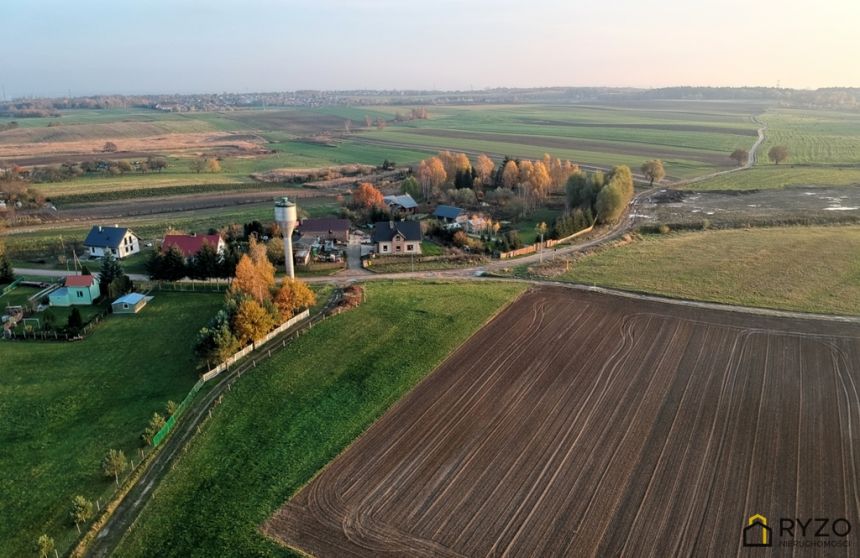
top-left (84, 225), bottom-right (141, 259)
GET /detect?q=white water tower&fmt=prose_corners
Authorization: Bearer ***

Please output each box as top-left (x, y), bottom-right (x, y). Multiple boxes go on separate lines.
top-left (274, 197), bottom-right (298, 278)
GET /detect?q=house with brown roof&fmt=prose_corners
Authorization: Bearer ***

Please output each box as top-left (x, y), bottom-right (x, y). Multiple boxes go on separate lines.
top-left (297, 218), bottom-right (350, 243)
top-left (162, 234), bottom-right (226, 260)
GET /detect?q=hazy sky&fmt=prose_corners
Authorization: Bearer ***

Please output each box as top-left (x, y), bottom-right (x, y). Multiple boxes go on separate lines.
top-left (3, 0), bottom-right (859, 98)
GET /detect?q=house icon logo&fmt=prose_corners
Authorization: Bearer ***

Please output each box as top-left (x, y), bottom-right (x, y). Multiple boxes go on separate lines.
top-left (743, 514), bottom-right (772, 547)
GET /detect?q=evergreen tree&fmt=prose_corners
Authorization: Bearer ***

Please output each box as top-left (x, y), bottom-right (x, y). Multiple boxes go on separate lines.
top-left (98, 253), bottom-right (124, 295)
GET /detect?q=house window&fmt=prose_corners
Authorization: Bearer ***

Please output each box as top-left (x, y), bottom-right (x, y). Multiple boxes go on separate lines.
top-left (76, 290), bottom-right (83, 298)
top-left (382, 245), bottom-right (388, 252)
top-left (396, 245), bottom-right (402, 252)
top-left (407, 244), bottom-right (413, 251)
top-left (123, 304), bottom-right (129, 309)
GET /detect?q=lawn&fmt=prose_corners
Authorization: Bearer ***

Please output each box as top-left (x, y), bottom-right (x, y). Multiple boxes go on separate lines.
top-left (553, 225), bottom-right (860, 315)
top-left (114, 281), bottom-right (525, 557)
top-left (758, 108), bottom-right (860, 165)
top-left (0, 292), bottom-right (222, 558)
top-left (686, 165), bottom-right (860, 191)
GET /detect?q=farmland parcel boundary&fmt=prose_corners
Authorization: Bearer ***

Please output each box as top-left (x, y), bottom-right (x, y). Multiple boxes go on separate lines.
top-left (267, 287), bottom-right (860, 557)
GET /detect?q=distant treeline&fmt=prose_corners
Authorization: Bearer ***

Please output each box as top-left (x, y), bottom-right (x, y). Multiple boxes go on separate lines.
top-left (3, 86), bottom-right (860, 114)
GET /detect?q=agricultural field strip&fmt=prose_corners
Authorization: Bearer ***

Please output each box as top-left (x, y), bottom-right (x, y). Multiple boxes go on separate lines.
top-left (267, 287), bottom-right (860, 557)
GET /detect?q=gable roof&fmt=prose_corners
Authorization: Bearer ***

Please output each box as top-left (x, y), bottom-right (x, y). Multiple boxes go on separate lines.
top-left (84, 225), bottom-right (134, 248)
top-left (371, 220), bottom-right (422, 243)
top-left (383, 194), bottom-right (418, 209)
top-left (66, 275), bottom-right (95, 287)
top-left (162, 234), bottom-right (222, 258)
top-left (299, 218), bottom-right (351, 233)
top-left (433, 205), bottom-right (464, 219)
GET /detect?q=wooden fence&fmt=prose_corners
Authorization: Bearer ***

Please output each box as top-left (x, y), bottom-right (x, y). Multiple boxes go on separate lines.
top-left (496, 224), bottom-right (595, 259)
top-left (200, 309), bottom-right (310, 382)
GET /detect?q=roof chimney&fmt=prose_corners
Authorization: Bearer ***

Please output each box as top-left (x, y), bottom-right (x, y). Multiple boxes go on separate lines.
top-left (98, 226), bottom-right (103, 232)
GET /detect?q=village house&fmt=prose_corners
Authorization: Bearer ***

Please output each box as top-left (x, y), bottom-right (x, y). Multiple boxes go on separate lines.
top-left (49, 275), bottom-right (100, 307)
top-left (433, 205), bottom-right (467, 225)
top-left (298, 218), bottom-right (350, 244)
top-left (383, 194), bottom-right (418, 215)
top-left (161, 233), bottom-right (226, 260)
top-left (84, 225), bottom-right (140, 259)
top-left (371, 221), bottom-right (422, 256)
top-left (463, 213), bottom-right (492, 234)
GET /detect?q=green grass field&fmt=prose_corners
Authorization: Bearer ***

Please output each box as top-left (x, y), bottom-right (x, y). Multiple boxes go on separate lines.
top-left (0, 292), bottom-right (221, 558)
top-left (759, 108), bottom-right (860, 165)
top-left (554, 226), bottom-right (860, 315)
top-left (686, 165), bottom-right (860, 191)
top-left (114, 281), bottom-right (524, 557)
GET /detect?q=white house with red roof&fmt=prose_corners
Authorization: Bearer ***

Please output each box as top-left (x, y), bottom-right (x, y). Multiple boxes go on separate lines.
top-left (161, 234), bottom-right (226, 260)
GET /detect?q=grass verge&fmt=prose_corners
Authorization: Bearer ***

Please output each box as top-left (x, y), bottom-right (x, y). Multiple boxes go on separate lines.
top-left (551, 225), bottom-right (860, 315)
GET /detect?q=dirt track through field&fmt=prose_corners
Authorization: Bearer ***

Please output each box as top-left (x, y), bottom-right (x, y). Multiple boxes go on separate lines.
top-left (266, 287), bottom-right (860, 557)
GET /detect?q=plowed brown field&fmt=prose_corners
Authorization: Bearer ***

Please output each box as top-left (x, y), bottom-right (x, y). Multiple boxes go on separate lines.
top-left (266, 287), bottom-right (860, 557)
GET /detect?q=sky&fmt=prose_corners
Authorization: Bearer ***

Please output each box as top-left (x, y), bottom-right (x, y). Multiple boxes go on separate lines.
top-left (2, 0), bottom-right (859, 98)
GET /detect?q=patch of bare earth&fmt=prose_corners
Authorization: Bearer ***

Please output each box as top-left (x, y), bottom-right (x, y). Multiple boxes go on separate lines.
top-left (265, 287), bottom-right (860, 557)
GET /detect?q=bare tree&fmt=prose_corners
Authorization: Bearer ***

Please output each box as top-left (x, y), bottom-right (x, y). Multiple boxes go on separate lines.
top-left (730, 148), bottom-right (749, 167)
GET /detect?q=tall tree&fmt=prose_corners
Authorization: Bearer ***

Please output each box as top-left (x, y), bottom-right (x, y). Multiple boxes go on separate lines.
top-left (400, 176), bottom-right (421, 198)
top-left (768, 145), bottom-right (789, 164)
top-left (730, 148), bottom-right (749, 167)
top-left (36, 534), bottom-right (55, 558)
top-left (417, 157), bottom-right (446, 200)
top-left (69, 496), bottom-right (94, 533)
top-left (273, 279), bottom-right (317, 321)
top-left (98, 253), bottom-right (124, 294)
top-left (232, 298), bottom-right (275, 345)
top-left (102, 449), bottom-right (128, 485)
top-left (188, 241), bottom-right (220, 279)
top-left (0, 240), bottom-right (14, 284)
top-left (501, 159), bottom-right (519, 189)
top-left (640, 160), bottom-right (666, 187)
top-left (474, 154), bottom-right (495, 186)
top-left (350, 182), bottom-right (384, 209)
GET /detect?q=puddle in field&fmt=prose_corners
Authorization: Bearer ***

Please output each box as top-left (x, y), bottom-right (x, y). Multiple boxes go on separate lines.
top-left (638, 185), bottom-right (860, 225)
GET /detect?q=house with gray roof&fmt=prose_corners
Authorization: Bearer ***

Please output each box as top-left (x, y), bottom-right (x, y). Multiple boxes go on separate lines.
top-left (84, 225), bottom-right (140, 259)
top-left (383, 193), bottom-right (418, 214)
top-left (371, 220), bottom-right (422, 256)
top-left (433, 205), bottom-right (466, 224)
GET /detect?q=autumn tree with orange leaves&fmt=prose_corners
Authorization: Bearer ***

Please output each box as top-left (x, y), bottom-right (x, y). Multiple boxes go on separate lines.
top-left (350, 182), bottom-right (385, 209)
top-left (417, 157), bottom-right (447, 199)
top-left (274, 278), bottom-right (317, 320)
top-left (230, 238), bottom-right (275, 303)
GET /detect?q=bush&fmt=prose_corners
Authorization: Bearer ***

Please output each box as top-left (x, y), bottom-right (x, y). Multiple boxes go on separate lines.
top-left (658, 224), bottom-right (671, 234)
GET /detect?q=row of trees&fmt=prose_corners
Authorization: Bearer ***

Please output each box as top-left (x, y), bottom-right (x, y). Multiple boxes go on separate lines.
top-left (730, 145), bottom-right (790, 166)
top-left (415, 151), bottom-right (580, 208)
top-left (145, 242), bottom-right (239, 281)
top-left (194, 240), bottom-right (315, 363)
top-left (28, 157), bottom-right (168, 183)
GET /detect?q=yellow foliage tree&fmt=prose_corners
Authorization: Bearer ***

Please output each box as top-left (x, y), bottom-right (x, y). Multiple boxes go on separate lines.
top-left (230, 238), bottom-right (275, 303)
top-left (474, 154), bottom-right (494, 185)
top-left (273, 278), bottom-right (317, 321)
top-left (501, 159), bottom-right (519, 189)
top-left (417, 157), bottom-right (447, 200)
top-left (232, 298), bottom-right (275, 345)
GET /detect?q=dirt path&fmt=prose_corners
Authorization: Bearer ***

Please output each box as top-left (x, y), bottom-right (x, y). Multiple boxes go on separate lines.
top-left (674, 115), bottom-right (766, 187)
top-left (84, 290), bottom-right (341, 558)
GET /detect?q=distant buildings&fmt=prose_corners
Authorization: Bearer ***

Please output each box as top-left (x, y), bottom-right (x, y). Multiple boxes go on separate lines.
top-left (372, 221), bottom-right (422, 256)
top-left (84, 225), bottom-right (140, 259)
top-left (49, 275), bottom-right (100, 307)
